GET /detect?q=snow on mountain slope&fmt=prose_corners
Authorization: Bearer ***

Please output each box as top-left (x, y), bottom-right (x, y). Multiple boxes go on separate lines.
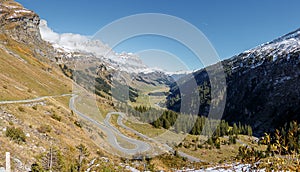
top-left (39, 19), bottom-right (154, 74)
top-left (167, 27), bottom-right (300, 136)
top-left (228, 28), bottom-right (300, 72)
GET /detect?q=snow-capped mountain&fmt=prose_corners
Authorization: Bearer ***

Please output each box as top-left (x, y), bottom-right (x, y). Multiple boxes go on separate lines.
top-left (167, 27), bottom-right (300, 136)
top-left (228, 28), bottom-right (300, 73)
top-left (39, 19), bottom-right (159, 74)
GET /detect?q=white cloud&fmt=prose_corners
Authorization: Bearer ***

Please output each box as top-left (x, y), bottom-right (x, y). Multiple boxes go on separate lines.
top-left (39, 20), bottom-right (60, 43)
top-left (39, 19), bottom-right (111, 55)
top-left (39, 19), bottom-right (151, 73)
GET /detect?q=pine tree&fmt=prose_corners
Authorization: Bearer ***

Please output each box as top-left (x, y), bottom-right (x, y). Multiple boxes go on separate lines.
top-left (207, 137), bottom-right (213, 145)
top-left (238, 122), bottom-right (242, 134)
top-left (163, 118), bottom-right (171, 129)
top-left (233, 123), bottom-right (239, 135)
top-left (247, 125), bottom-right (253, 136)
top-left (153, 119), bottom-right (161, 128)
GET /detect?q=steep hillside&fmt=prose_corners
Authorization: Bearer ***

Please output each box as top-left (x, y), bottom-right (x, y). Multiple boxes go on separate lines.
top-left (44, 22), bottom-right (174, 105)
top-left (0, 0), bottom-right (71, 100)
top-left (0, 1), bottom-right (187, 171)
top-left (0, 1), bottom-right (119, 171)
top-left (167, 28), bottom-right (300, 136)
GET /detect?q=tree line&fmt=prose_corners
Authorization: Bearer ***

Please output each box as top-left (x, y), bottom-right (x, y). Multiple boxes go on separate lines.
top-left (119, 104), bottom-right (253, 137)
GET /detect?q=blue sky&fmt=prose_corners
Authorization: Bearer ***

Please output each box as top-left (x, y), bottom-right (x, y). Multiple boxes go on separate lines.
top-left (17, 0), bottom-right (300, 71)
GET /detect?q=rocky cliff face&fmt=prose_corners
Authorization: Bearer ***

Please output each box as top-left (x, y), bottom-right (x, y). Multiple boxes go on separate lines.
top-left (167, 28), bottom-right (300, 136)
top-left (0, 0), bottom-right (41, 43)
top-left (0, 0), bottom-right (55, 60)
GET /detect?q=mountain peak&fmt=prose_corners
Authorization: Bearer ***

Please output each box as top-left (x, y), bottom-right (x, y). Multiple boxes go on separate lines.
top-left (0, 0), bottom-right (38, 24)
top-left (226, 27), bottom-right (300, 73)
top-left (270, 27), bottom-right (300, 44)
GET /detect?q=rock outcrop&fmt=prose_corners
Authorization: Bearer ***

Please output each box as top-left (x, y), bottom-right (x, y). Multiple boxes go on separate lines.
top-left (0, 0), bottom-right (41, 43)
top-left (0, 0), bottom-right (55, 60)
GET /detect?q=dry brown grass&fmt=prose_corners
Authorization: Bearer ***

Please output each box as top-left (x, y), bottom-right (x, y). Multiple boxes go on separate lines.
top-left (124, 119), bottom-right (165, 138)
top-left (150, 153), bottom-right (207, 172)
top-left (0, 35), bottom-right (72, 101)
top-left (0, 96), bottom-right (116, 170)
top-left (0, 35), bottom-right (117, 169)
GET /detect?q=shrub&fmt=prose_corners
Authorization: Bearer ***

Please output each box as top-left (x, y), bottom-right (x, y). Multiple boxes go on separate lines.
top-left (37, 125), bottom-right (52, 133)
top-left (178, 143), bottom-right (183, 148)
top-left (174, 150), bottom-right (179, 157)
top-left (3, 85), bottom-right (7, 89)
top-left (32, 105), bottom-right (38, 110)
top-left (31, 163), bottom-right (43, 172)
top-left (18, 106), bottom-right (25, 112)
top-left (197, 144), bottom-right (203, 149)
top-left (5, 127), bottom-right (26, 143)
top-left (229, 135), bottom-right (237, 144)
top-left (207, 137), bottom-right (213, 145)
top-left (74, 121), bottom-right (82, 128)
top-left (51, 113), bottom-right (62, 122)
top-left (236, 145), bottom-right (266, 163)
top-left (216, 142), bottom-right (221, 149)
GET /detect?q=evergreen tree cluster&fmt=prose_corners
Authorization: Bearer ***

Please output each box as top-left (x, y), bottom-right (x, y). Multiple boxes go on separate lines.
top-left (119, 104), bottom-right (253, 138)
top-left (232, 122), bottom-right (253, 136)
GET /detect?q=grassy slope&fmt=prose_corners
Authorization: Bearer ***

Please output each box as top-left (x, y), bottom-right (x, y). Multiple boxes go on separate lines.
top-left (0, 34), bottom-right (71, 100)
top-left (0, 96), bottom-right (116, 170)
top-left (0, 35), bottom-right (120, 170)
top-left (125, 120), bottom-right (165, 138)
top-left (129, 82), bottom-right (169, 108)
top-left (176, 134), bottom-right (265, 164)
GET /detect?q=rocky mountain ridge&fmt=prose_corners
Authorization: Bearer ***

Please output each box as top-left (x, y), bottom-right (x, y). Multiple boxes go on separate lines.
top-left (38, 18), bottom-right (175, 103)
top-left (39, 19), bottom-right (156, 74)
top-left (167, 27), bottom-right (300, 136)
top-left (0, 0), bottom-right (57, 65)
top-left (0, 0), bottom-right (40, 41)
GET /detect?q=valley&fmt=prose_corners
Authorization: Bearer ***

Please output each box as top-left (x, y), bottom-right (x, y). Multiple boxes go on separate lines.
top-left (0, 0), bottom-right (300, 171)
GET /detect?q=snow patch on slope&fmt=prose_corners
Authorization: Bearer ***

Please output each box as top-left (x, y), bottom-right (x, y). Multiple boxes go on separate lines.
top-left (39, 19), bottom-right (155, 74)
top-left (229, 28), bottom-right (300, 72)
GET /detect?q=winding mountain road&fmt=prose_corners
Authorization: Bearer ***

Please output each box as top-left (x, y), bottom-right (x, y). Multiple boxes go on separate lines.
top-left (0, 94), bottom-right (202, 161)
top-left (0, 94), bottom-right (150, 155)
top-left (114, 112), bottom-right (203, 162)
top-left (70, 95), bottom-right (151, 155)
top-left (0, 94), bottom-right (73, 105)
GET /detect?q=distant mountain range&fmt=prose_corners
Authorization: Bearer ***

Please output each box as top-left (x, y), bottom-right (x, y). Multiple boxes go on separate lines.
top-left (39, 19), bottom-right (167, 74)
top-left (38, 4), bottom-right (300, 137)
top-left (2, 0), bottom-right (300, 170)
top-left (3, 0), bottom-right (300, 139)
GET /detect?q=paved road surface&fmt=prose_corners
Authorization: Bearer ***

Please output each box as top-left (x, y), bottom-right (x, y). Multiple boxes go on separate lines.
top-left (0, 94), bottom-right (151, 155)
top-left (70, 96), bottom-right (150, 155)
top-left (0, 94), bottom-right (72, 105)
top-left (115, 112), bottom-right (204, 162)
top-left (0, 94), bottom-right (203, 161)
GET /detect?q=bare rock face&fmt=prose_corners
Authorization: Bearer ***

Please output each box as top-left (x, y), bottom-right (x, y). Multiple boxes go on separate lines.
top-left (0, 0), bottom-right (42, 44)
top-left (0, 0), bottom-right (56, 61)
